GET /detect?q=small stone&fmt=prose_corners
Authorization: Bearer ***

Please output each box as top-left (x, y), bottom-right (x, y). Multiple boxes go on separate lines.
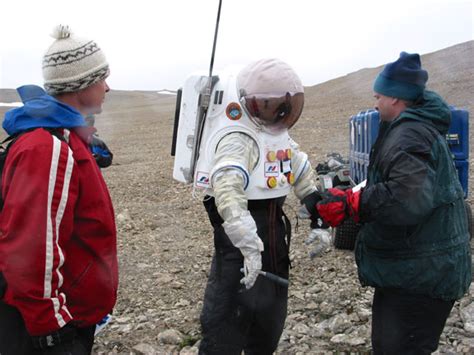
top-left (158, 329), bottom-right (183, 345)
top-left (133, 343), bottom-right (157, 354)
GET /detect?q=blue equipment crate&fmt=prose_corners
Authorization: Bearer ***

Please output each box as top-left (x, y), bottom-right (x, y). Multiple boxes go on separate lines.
top-left (349, 107), bottom-right (469, 197)
top-left (455, 160), bottom-right (469, 199)
top-left (447, 107), bottom-right (469, 160)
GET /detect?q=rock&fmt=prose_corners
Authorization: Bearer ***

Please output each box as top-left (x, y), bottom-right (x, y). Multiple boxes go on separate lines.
top-left (319, 301), bottom-right (335, 315)
top-left (175, 298), bottom-right (190, 307)
top-left (330, 333), bottom-right (366, 346)
top-left (292, 323), bottom-right (310, 336)
top-left (117, 324), bottom-right (133, 333)
top-left (292, 291), bottom-right (305, 300)
top-left (114, 316), bottom-right (131, 324)
top-left (153, 272), bottom-right (174, 284)
top-left (460, 302), bottom-right (474, 334)
top-left (328, 314), bottom-right (352, 333)
top-left (330, 333), bottom-right (348, 344)
top-left (312, 313), bottom-right (353, 338)
top-left (180, 346), bottom-right (199, 355)
top-left (171, 281), bottom-right (184, 289)
top-left (356, 306), bottom-right (371, 322)
top-left (158, 328), bottom-right (183, 345)
top-left (348, 336), bottom-right (366, 346)
top-left (116, 209), bottom-right (132, 223)
top-left (133, 343), bottom-right (157, 354)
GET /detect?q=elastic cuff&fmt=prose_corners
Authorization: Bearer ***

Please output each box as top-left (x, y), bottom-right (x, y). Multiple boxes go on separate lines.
top-left (302, 191), bottom-right (323, 217)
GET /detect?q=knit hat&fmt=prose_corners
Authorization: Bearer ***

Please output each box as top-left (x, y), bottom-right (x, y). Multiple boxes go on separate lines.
top-left (42, 25), bottom-right (109, 95)
top-left (373, 52), bottom-right (428, 101)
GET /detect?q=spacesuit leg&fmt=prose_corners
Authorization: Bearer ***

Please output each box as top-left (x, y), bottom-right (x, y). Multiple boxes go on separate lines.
top-left (199, 251), bottom-right (252, 355)
top-left (242, 199), bottom-right (290, 354)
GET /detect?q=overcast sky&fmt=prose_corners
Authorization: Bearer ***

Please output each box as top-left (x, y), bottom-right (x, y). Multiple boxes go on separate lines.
top-left (0, 0), bottom-right (472, 92)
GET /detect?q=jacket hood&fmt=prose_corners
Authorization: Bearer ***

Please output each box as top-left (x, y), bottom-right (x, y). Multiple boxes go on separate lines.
top-left (2, 85), bottom-right (85, 136)
top-left (396, 90), bottom-right (451, 135)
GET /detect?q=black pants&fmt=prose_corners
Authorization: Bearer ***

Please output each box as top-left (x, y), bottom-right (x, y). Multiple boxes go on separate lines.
top-left (199, 197), bottom-right (290, 355)
top-left (0, 301), bottom-right (95, 355)
top-left (371, 288), bottom-right (455, 355)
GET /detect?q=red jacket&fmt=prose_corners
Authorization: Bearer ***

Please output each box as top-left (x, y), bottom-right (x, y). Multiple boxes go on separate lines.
top-left (0, 128), bottom-right (118, 336)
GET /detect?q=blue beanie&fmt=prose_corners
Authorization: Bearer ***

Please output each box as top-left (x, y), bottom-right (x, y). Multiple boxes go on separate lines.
top-left (373, 52), bottom-right (428, 101)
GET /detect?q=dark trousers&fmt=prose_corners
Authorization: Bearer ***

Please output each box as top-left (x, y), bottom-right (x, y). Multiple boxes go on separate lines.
top-left (0, 301), bottom-right (95, 355)
top-left (371, 288), bottom-right (455, 355)
top-left (199, 197), bottom-right (290, 355)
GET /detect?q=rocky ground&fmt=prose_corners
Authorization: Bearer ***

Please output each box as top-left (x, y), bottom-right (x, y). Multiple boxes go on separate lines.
top-left (0, 41), bottom-right (472, 354)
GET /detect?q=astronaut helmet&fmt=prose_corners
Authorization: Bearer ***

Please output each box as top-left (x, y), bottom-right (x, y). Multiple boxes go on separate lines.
top-left (237, 58), bottom-right (304, 133)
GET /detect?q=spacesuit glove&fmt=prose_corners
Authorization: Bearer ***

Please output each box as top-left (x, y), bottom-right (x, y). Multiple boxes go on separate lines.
top-left (305, 228), bottom-right (332, 259)
top-left (300, 191), bottom-right (326, 229)
top-left (31, 324), bottom-right (86, 354)
top-left (317, 188), bottom-right (361, 227)
top-left (240, 246), bottom-right (263, 289)
top-left (222, 211), bottom-right (264, 289)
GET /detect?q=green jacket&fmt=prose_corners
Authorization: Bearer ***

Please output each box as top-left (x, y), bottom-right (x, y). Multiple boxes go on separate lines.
top-left (355, 91), bottom-right (471, 301)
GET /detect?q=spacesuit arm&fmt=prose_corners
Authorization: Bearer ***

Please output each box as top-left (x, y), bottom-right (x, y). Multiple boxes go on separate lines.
top-left (290, 138), bottom-right (317, 200)
top-left (210, 132), bottom-right (263, 289)
top-left (290, 139), bottom-right (332, 257)
top-left (210, 132), bottom-right (259, 221)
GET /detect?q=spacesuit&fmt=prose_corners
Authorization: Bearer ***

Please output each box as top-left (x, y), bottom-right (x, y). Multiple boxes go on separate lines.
top-left (196, 58), bottom-right (323, 354)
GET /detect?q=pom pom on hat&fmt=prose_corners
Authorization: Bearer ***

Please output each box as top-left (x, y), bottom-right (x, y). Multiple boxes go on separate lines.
top-left (51, 24), bottom-right (72, 40)
top-left (373, 52), bottom-right (428, 101)
top-left (43, 25), bottom-right (109, 95)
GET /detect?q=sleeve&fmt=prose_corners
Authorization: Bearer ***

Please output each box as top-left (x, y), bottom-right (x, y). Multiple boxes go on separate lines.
top-left (0, 135), bottom-right (76, 336)
top-left (211, 132), bottom-right (259, 222)
top-left (360, 130), bottom-right (436, 225)
top-left (289, 138), bottom-right (318, 200)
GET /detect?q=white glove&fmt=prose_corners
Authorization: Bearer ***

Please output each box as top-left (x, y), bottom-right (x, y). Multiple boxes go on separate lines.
top-left (222, 211), bottom-right (264, 289)
top-left (305, 228), bottom-right (332, 259)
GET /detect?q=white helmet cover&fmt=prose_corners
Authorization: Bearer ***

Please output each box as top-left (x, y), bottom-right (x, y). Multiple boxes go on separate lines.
top-left (237, 58), bottom-right (304, 132)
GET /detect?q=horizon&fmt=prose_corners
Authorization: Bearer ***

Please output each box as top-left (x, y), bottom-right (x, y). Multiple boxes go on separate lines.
top-left (1, 38), bottom-right (471, 96)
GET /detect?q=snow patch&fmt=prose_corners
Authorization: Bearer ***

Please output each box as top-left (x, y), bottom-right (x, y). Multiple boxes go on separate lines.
top-left (0, 102), bottom-right (22, 107)
top-left (156, 90), bottom-right (177, 95)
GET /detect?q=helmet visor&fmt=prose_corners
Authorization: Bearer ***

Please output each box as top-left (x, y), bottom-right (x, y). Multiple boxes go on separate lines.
top-left (242, 92), bottom-right (304, 131)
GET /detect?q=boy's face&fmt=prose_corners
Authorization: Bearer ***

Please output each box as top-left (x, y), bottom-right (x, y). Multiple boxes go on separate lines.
top-left (78, 79), bottom-right (110, 115)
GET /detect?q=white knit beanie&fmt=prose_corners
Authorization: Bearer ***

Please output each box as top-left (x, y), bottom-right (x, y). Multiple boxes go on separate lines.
top-left (42, 25), bottom-right (109, 95)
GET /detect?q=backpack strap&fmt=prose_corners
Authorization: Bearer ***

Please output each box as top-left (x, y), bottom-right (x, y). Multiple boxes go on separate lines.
top-left (43, 128), bottom-right (67, 143)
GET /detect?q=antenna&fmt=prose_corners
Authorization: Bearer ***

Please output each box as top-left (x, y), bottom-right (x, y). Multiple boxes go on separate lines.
top-left (209, 0), bottom-right (222, 79)
top-left (188, 0), bottom-right (223, 181)
top-left (201, 0), bottom-right (223, 109)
